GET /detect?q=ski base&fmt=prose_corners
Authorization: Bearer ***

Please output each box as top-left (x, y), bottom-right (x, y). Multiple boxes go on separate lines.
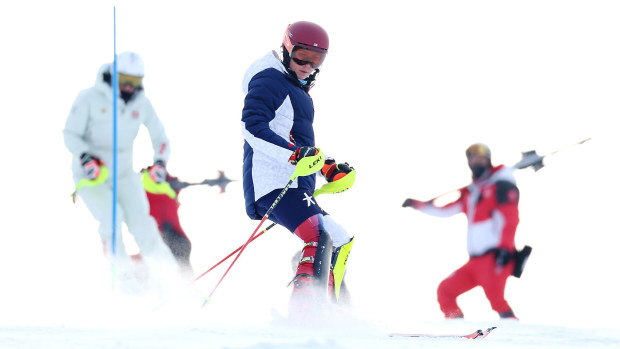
top-left (389, 326), bottom-right (496, 340)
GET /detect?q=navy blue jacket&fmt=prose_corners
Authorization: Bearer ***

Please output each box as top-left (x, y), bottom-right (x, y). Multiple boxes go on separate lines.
top-left (241, 51), bottom-right (317, 219)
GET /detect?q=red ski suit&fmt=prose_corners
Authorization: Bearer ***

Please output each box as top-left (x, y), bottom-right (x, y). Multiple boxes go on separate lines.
top-left (146, 190), bottom-right (186, 238)
top-left (144, 175), bottom-right (192, 268)
top-left (419, 165), bottom-right (520, 318)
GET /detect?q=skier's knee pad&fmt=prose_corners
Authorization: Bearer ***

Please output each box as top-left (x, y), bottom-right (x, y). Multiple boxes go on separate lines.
top-left (313, 229), bottom-right (333, 288)
top-left (331, 237), bottom-right (354, 301)
top-left (293, 229), bottom-right (333, 283)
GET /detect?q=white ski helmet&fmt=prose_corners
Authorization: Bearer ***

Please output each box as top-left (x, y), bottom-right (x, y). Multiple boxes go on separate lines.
top-left (116, 51), bottom-right (144, 77)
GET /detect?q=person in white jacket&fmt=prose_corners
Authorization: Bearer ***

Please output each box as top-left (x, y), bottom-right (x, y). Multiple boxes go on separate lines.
top-left (64, 52), bottom-right (179, 288)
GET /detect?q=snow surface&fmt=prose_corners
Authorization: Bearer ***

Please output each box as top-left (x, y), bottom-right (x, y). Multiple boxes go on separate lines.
top-left (0, 280), bottom-right (618, 349)
top-left (1, 317), bottom-right (618, 349)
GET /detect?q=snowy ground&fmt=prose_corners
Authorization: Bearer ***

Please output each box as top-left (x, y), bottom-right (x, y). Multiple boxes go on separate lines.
top-left (1, 319), bottom-right (618, 349)
top-left (0, 284), bottom-right (617, 349)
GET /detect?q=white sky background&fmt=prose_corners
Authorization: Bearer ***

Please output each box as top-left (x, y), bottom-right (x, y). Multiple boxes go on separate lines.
top-left (0, 0), bottom-right (618, 331)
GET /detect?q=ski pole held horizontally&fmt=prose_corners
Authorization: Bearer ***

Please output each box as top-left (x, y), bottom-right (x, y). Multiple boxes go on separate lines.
top-left (168, 170), bottom-right (235, 193)
top-left (204, 149), bottom-right (325, 302)
top-left (416, 138), bottom-right (592, 204)
top-left (512, 137), bottom-right (591, 171)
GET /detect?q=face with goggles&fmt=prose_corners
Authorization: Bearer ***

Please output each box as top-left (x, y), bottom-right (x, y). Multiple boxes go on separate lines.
top-left (118, 73), bottom-right (143, 93)
top-left (289, 47), bottom-right (326, 80)
top-left (466, 144), bottom-right (492, 179)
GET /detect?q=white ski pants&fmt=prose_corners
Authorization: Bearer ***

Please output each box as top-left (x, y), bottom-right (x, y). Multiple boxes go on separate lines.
top-left (76, 172), bottom-right (177, 267)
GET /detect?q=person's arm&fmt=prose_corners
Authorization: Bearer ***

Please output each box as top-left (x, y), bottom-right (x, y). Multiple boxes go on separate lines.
top-left (143, 99), bottom-right (170, 164)
top-left (420, 197), bottom-right (463, 218)
top-left (241, 69), bottom-right (298, 163)
top-left (403, 189), bottom-right (465, 218)
top-left (63, 91), bottom-right (91, 158)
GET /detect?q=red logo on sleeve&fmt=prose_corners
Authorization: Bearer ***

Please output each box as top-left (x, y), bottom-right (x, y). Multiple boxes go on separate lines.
top-left (507, 189), bottom-right (519, 203)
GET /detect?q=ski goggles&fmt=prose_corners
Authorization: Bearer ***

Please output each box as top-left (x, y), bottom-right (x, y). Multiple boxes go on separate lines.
top-left (118, 73), bottom-right (143, 88)
top-left (291, 48), bottom-right (326, 69)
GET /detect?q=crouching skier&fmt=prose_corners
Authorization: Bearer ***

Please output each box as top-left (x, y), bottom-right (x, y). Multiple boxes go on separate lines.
top-left (241, 21), bottom-right (355, 320)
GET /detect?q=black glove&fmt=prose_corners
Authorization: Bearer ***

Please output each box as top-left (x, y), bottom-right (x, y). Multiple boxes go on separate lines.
top-left (402, 198), bottom-right (429, 209)
top-left (80, 153), bottom-right (102, 180)
top-left (148, 160), bottom-right (167, 183)
top-left (494, 248), bottom-right (513, 267)
top-left (288, 146), bottom-right (320, 165)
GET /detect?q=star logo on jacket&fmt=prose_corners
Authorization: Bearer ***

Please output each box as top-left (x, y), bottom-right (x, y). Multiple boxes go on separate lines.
top-left (132, 110), bottom-right (139, 119)
top-left (302, 192), bottom-right (315, 207)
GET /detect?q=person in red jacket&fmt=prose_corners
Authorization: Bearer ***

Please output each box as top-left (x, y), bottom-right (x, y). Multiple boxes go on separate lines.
top-left (140, 170), bottom-right (193, 274)
top-left (403, 143), bottom-right (520, 319)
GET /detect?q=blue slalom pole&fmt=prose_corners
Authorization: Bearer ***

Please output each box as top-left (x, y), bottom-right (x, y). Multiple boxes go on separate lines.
top-left (111, 7), bottom-right (119, 264)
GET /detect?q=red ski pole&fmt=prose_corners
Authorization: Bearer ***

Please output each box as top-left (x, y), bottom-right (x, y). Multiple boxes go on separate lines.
top-left (193, 222), bottom-right (276, 282)
top-left (205, 178), bottom-right (295, 302)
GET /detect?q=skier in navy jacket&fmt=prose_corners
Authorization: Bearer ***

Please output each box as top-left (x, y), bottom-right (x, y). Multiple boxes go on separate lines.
top-left (241, 21), bottom-right (355, 319)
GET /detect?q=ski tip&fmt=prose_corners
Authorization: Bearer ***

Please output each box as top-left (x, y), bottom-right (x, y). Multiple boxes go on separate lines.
top-left (475, 326), bottom-right (497, 339)
top-left (463, 326), bottom-right (497, 339)
top-left (389, 326), bottom-right (497, 340)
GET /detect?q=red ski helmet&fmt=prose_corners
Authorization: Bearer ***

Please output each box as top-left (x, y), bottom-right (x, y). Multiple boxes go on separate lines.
top-left (283, 21), bottom-right (329, 56)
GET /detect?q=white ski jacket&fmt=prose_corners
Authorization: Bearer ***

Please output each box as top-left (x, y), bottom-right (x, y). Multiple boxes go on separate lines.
top-left (64, 64), bottom-right (170, 181)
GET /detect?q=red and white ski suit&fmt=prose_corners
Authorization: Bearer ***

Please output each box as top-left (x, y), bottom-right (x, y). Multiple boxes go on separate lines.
top-left (419, 165), bottom-right (520, 318)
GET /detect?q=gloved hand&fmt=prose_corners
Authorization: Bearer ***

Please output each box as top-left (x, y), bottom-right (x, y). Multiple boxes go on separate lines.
top-left (494, 248), bottom-right (512, 267)
top-left (402, 198), bottom-right (429, 209)
top-left (321, 158), bottom-right (353, 182)
top-left (288, 146), bottom-right (320, 165)
top-left (80, 153), bottom-right (102, 180)
top-left (148, 160), bottom-right (167, 183)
